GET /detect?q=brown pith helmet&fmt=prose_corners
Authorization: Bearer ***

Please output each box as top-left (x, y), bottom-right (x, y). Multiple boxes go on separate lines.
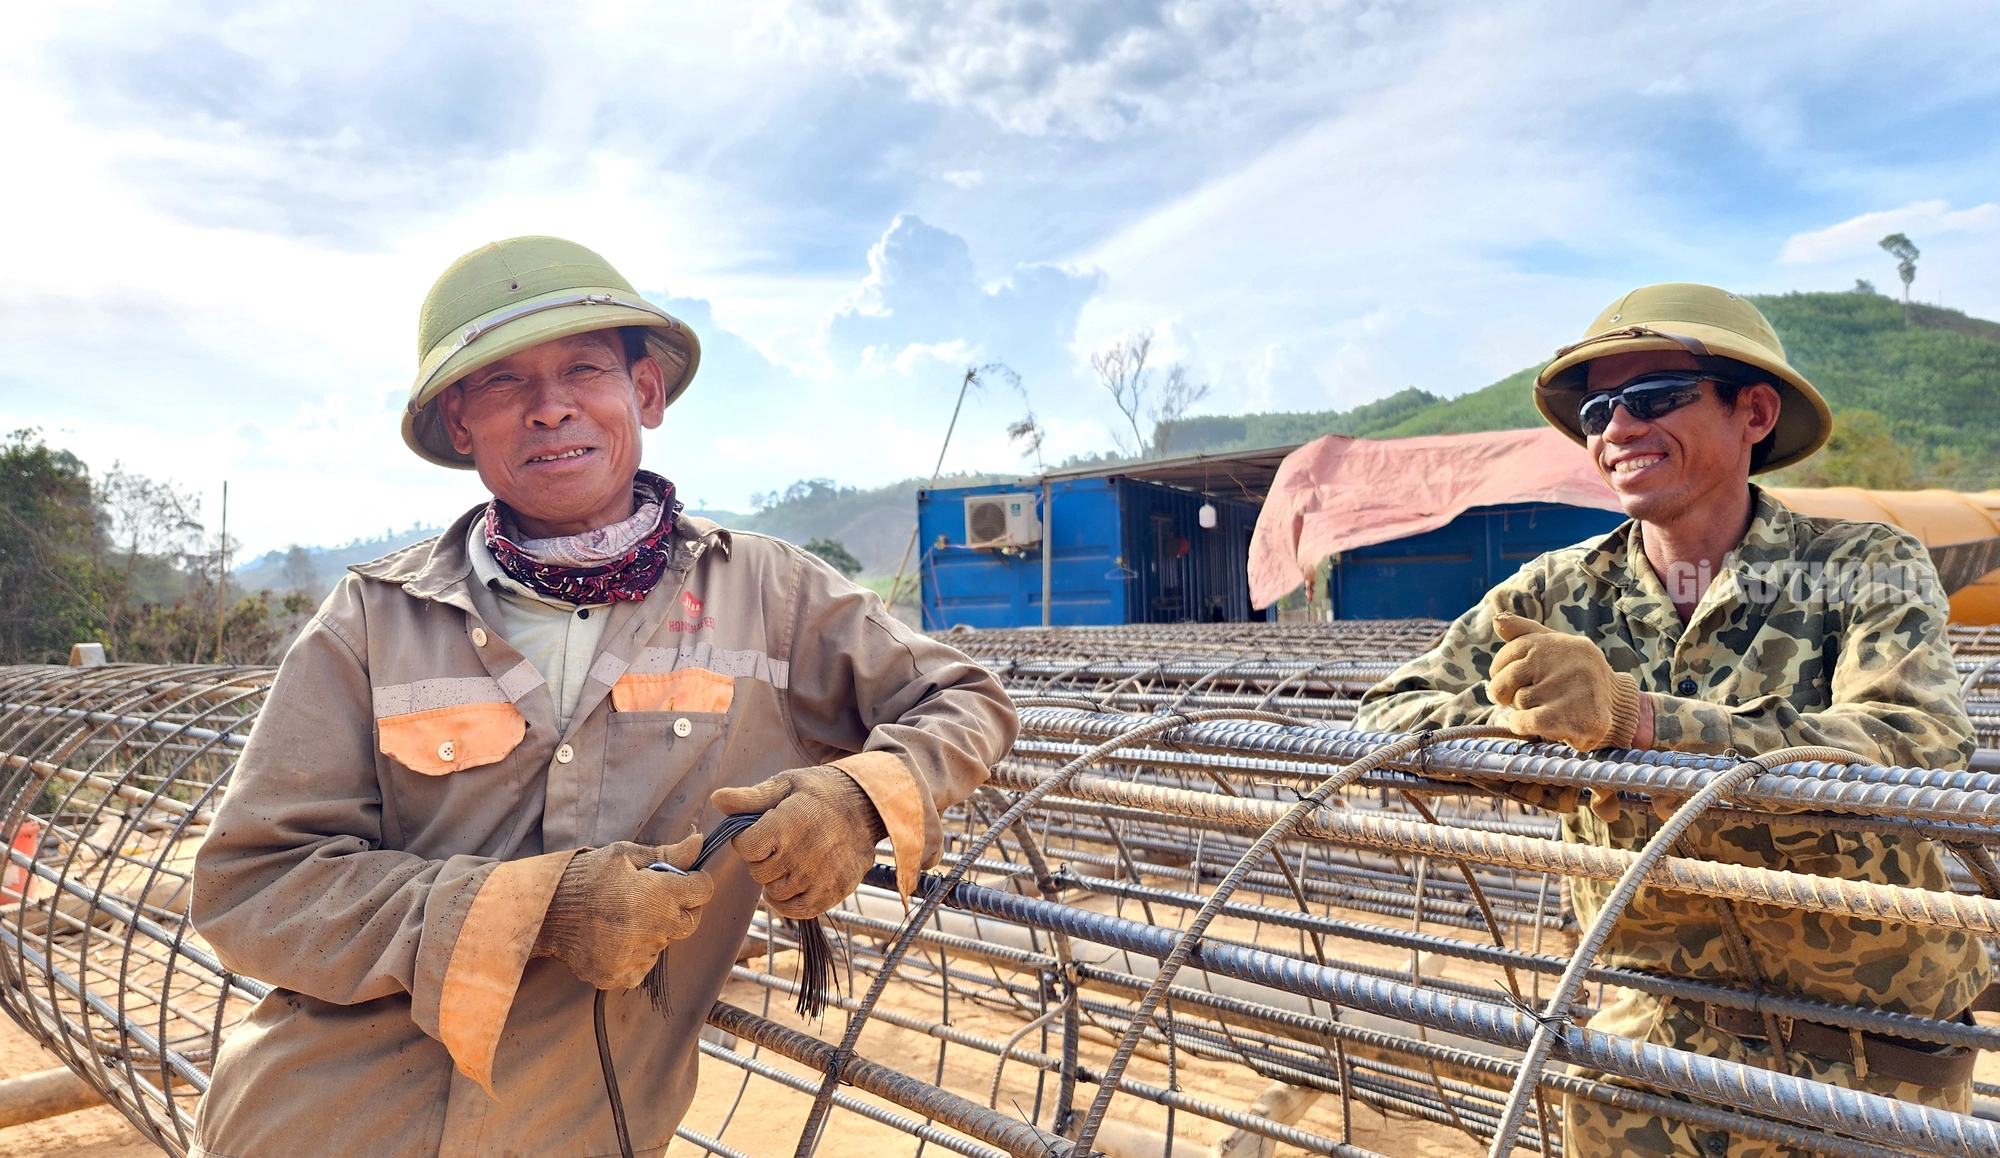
top-left (1533, 283), bottom-right (1831, 473)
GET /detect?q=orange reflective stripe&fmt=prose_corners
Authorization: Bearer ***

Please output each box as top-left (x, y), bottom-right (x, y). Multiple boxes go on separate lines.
top-left (438, 850), bottom-right (575, 1098)
top-left (832, 751), bottom-right (927, 899)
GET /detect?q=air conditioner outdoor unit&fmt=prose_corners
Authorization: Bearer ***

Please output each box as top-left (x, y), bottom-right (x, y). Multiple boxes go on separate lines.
top-left (964, 493), bottom-right (1042, 549)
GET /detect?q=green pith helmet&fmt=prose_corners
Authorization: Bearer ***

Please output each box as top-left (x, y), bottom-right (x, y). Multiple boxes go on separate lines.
top-left (1533, 283), bottom-right (1831, 473)
top-left (402, 236), bottom-right (701, 468)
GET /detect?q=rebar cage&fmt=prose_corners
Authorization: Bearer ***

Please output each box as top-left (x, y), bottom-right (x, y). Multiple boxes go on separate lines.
top-left (4, 621), bottom-right (2000, 1157)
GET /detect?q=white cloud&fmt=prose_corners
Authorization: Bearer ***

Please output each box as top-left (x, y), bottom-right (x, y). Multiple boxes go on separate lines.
top-left (1778, 202), bottom-right (2000, 265)
top-left (1772, 202), bottom-right (2000, 318)
top-left (823, 215), bottom-right (1103, 380)
top-left (1072, 4), bottom-right (1619, 408)
top-left (1240, 343), bottom-right (1291, 411)
top-left (7, 0), bottom-right (2000, 557)
top-left (779, 0), bottom-right (1437, 138)
top-left (1071, 1), bottom-right (2000, 410)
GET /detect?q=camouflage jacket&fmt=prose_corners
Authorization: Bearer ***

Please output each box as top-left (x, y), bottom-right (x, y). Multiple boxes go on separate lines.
top-left (1356, 486), bottom-right (1987, 1018)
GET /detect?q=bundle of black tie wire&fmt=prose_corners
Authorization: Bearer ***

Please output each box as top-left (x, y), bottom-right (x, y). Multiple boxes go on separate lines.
top-left (594, 810), bottom-right (838, 1158)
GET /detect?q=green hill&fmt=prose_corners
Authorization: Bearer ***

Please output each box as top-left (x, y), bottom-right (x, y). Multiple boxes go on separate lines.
top-left (717, 472), bottom-right (1017, 578)
top-left (1157, 291), bottom-right (2000, 488)
top-left (1158, 385), bottom-right (1458, 450)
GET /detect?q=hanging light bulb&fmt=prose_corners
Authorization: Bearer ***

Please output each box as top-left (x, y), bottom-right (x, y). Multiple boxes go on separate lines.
top-left (1198, 501), bottom-right (1217, 529)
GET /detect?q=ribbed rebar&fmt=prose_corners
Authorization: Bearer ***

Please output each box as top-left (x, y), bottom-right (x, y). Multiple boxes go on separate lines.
top-left (1017, 708), bottom-right (2000, 823)
top-left (987, 761), bottom-right (2000, 934)
top-left (875, 866), bottom-right (2000, 1158)
top-left (4, 636), bottom-right (1996, 1158)
top-left (0, 664), bottom-right (266, 1154)
top-left (1055, 869), bottom-right (2000, 1050)
top-left (1487, 746), bottom-right (1861, 1157)
top-left (791, 706), bottom-right (1305, 1158)
top-left (1069, 725), bottom-right (1516, 1156)
top-left (708, 1001), bottom-right (1075, 1157)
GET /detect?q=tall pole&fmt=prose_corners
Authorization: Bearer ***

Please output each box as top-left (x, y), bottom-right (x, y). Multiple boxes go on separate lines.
top-left (214, 481), bottom-right (228, 664)
top-left (885, 368), bottom-right (977, 614)
top-left (1040, 480), bottom-right (1053, 627)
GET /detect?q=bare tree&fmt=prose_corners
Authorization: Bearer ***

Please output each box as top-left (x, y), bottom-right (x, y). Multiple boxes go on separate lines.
top-left (1006, 416), bottom-right (1046, 471)
top-left (1879, 232), bottom-right (1919, 325)
top-left (281, 545), bottom-right (319, 596)
top-left (1092, 331), bottom-right (1154, 456)
top-left (1090, 330), bottom-right (1210, 458)
top-left (95, 466), bottom-right (203, 659)
top-left (1151, 364), bottom-right (1211, 455)
top-left (993, 364), bottom-right (1049, 473)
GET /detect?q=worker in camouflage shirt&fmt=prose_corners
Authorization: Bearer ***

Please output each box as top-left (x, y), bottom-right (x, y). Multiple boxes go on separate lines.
top-left (1356, 284), bottom-right (1988, 1158)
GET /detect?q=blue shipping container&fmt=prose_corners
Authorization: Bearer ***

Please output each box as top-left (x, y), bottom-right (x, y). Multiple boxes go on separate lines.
top-left (1329, 502), bottom-right (1626, 620)
top-left (917, 478), bottom-right (1268, 629)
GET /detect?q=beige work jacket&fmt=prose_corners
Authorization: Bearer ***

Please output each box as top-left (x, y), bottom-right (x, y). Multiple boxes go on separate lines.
top-left (189, 509), bottom-right (1016, 1158)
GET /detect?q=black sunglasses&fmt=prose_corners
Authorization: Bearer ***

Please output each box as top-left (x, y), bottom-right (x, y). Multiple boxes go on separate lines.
top-left (1574, 373), bottom-right (1713, 436)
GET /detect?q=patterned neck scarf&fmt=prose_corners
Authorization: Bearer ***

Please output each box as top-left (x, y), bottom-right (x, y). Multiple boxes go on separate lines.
top-left (483, 470), bottom-right (684, 604)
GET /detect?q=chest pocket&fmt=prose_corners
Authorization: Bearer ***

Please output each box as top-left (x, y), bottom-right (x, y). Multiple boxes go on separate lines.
top-left (599, 669), bottom-right (736, 844)
top-left (376, 687), bottom-right (528, 776)
top-left (610, 668), bottom-right (735, 714)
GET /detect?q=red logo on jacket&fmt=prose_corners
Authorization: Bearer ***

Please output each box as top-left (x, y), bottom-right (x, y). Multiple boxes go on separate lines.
top-left (666, 589), bottom-right (713, 632)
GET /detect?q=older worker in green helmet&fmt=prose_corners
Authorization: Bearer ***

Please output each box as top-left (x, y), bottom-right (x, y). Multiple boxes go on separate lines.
top-left (1358, 284), bottom-right (1985, 1157)
top-left (189, 237), bottom-right (1018, 1158)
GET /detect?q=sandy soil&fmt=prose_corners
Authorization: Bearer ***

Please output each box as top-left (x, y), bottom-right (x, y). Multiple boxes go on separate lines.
top-left (2, 961), bottom-right (1485, 1158)
top-left (7, 990), bottom-right (1998, 1158)
top-left (4, 909), bottom-right (1993, 1158)
top-left (0, 1015), bottom-right (149, 1156)
top-left (674, 971), bottom-right (1486, 1158)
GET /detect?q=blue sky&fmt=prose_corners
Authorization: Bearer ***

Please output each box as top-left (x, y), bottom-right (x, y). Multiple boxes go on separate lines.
top-left (3, 0), bottom-right (1997, 556)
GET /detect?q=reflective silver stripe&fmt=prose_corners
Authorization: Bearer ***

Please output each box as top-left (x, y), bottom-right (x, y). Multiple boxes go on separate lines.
top-left (373, 677), bottom-right (508, 718)
top-left (588, 651), bottom-right (630, 686)
top-left (409, 293), bottom-right (678, 401)
top-left (497, 660), bottom-right (545, 702)
top-left (628, 644), bottom-right (790, 690)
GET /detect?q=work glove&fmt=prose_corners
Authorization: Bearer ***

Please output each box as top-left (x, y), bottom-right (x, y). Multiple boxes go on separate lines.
top-left (1490, 614), bottom-right (1642, 755)
top-left (1489, 779), bottom-right (1584, 816)
top-left (533, 833), bottom-right (713, 991)
top-left (710, 766), bottom-right (888, 920)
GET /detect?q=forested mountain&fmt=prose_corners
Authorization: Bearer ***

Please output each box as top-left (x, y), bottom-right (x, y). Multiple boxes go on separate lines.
top-left (696, 472), bottom-right (1016, 578)
top-left (235, 525), bottom-right (444, 599)
top-left (1156, 291), bottom-right (2000, 488)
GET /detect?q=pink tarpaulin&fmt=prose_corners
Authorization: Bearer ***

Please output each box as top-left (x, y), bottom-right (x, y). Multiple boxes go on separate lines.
top-left (1248, 428), bottom-right (1622, 608)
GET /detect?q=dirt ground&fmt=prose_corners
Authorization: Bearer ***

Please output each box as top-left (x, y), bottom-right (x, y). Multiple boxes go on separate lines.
top-left (1, 967), bottom-right (1482, 1158)
top-left (5, 940), bottom-right (1996, 1158)
top-left (677, 973), bottom-right (1485, 1158)
top-left (0, 1015), bottom-right (148, 1156)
